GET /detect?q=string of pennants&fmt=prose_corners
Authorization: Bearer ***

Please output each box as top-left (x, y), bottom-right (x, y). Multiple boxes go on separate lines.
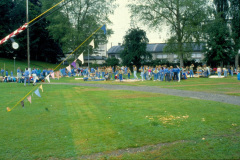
top-left (7, 24), bottom-right (106, 112)
top-left (7, 85), bottom-right (43, 112)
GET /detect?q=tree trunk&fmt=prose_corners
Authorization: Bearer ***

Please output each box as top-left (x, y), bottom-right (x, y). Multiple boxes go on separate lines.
top-left (179, 53), bottom-right (184, 67)
top-left (235, 53), bottom-right (239, 68)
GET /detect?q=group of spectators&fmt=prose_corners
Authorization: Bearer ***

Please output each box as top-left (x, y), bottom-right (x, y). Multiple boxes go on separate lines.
top-left (1, 64), bottom-right (239, 84)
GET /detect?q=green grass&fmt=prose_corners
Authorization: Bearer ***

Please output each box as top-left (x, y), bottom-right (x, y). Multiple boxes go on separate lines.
top-left (51, 75), bottom-right (240, 96)
top-left (1, 83), bottom-right (240, 159)
top-left (0, 58), bottom-right (65, 76)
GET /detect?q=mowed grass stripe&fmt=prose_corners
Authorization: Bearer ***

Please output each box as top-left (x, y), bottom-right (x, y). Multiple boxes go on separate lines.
top-left (0, 84), bottom-right (239, 159)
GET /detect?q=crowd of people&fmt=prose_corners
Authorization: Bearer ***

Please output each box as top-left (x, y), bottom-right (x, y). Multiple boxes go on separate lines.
top-left (1, 64), bottom-right (239, 84)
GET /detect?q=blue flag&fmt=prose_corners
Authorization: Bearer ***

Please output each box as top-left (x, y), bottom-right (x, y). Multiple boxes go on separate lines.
top-left (101, 25), bottom-right (106, 34)
top-left (34, 88), bottom-right (41, 98)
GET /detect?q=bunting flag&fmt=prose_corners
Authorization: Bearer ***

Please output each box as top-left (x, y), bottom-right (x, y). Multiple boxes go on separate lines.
top-left (90, 40), bottom-right (95, 48)
top-left (39, 84), bottom-right (43, 92)
top-left (7, 107), bottom-right (11, 112)
top-left (71, 61), bottom-right (76, 68)
top-left (21, 101), bottom-right (24, 108)
top-left (27, 96), bottom-right (32, 104)
top-left (101, 25), bottom-right (106, 35)
top-left (78, 53), bottom-right (84, 64)
top-left (34, 88), bottom-right (41, 97)
top-left (66, 65), bottom-right (71, 72)
top-left (50, 72), bottom-right (55, 79)
top-left (45, 75), bottom-right (50, 83)
top-left (0, 23), bottom-right (28, 45)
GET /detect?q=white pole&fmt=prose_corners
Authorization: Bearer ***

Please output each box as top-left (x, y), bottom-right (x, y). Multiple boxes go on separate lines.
top-left (26, 0), bottom-right (30, 68)
top-left (88, 47), bottom-right (89, 68)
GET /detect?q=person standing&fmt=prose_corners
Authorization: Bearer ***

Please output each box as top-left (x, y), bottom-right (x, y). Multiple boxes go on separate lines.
top-left (230, 66), bottom-right (234, 77)
top-left (217, 66), bottom-right (221, 78)
top-left (190, 64), bottom-right (194, 78)
top-left (24, 68), bottom-right (30, 86)
top-left (32, 67), bottom-right (37, 85)
top-left (127, 68), bottom-right (131, 79)
top-left (177, 65), bottom-right (181, 82)
top-left (133, 65), bottom-right (138, 80)
top-left (119, 68), bottom-right (123, 82)
top-left (1, 68), bottom-right (4, 77)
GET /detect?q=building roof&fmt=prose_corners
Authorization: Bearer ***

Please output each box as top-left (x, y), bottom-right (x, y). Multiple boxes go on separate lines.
top-left (84, 56), bottom-right (107, 61)
top-left (107, 43), bottom-right (204, 54)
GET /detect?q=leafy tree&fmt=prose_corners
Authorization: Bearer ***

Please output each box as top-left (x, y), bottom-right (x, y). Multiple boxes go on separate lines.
top-left (105, 57), bottom-right (119, 67)
top-left (129, 0), bottom-right (209, 67)
top-left (41, 0), bottom-right (116, 57)
top-left (204, 0), bottom-right (233, 67)
top-left (230, 0), bottom-right (240, 68)
top-left (120, 28), bottom-right (152, 69)
top-left (0, 0), bottom-right (63, 63)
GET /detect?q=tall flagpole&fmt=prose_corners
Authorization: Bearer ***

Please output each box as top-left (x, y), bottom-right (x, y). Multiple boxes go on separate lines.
top-left (26, 0), bottom-right (30, 68)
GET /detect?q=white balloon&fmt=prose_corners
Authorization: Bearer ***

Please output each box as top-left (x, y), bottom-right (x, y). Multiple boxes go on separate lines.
top-left (12, 42), bottom-right (19, 49)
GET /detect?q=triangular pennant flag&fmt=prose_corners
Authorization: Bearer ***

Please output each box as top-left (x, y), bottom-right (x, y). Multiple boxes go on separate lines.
top-left (51, 72), bottom-right (55, 79)
top-left (21, 101), bottom-right (24, 108)
top-left (101, 24), bottom-right (106, 34)
top-left (39, 84), bottom-right (43, 92)
top-left (78, 53), bottom-right (84, 64)
top-left (7, 107), bottom-right (11, 112)
top-left (45, 75), bottom-right (50, 83)
top-left (90, 40), bottom-right (95, 48)
top-left (71, 61), bottom-right (76, 68)
top-left (27, 96), bottom-right (32, 104)
top-left (66, 65), bottom-right (71, 72)
top-left (34, 88), bottom-right (41, 97)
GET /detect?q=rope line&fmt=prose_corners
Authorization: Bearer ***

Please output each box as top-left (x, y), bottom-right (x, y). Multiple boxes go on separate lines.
top-left (28, 0), bottom-right (66, 24)
top-left (9, 24), bottom-right (105, 112)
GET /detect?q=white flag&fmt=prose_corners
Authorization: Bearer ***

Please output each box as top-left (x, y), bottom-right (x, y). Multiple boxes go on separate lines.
top-left (45, 75), bottom-right (50, 83)
top-left (66, 65), bottom-right (71, 72)
top-left (78, 53), bottom-right (84, 64)
top-left (90, 40), bottom-right (94, 48)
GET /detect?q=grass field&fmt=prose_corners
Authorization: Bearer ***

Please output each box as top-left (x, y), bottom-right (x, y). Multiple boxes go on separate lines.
top-left (51, 75), bottom-right (240, 96)
top-left (1, 82), bottom-right (240, 159)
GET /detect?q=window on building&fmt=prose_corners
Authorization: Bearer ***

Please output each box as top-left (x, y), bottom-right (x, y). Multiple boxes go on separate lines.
top-left (157, 54), bottom-right (168, 59)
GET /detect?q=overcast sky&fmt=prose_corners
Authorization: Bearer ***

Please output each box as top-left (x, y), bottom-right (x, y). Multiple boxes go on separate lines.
top-left (107, 0), bottom-right (169, 50)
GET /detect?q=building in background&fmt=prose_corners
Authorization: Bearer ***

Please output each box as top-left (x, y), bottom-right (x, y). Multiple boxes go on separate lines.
top-left (107, 43), bottom-right (205, 63)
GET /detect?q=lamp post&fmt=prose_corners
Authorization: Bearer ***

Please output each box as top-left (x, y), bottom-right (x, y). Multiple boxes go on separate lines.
top-left (13, 57), bottom-right (16, 75)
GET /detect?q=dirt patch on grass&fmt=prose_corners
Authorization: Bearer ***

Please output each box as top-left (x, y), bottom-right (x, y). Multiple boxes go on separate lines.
top-left (79, 140), bottom-right (187, 160)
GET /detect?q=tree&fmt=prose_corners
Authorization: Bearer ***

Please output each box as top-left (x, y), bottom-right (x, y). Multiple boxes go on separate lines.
top-left (0, 0), bottom-right (63, 63)
top-left (129, 0), bottom-right (209, 67)
top-left (105, 57), bottom-right (119, 67)
top-left (41, 0), bottom-right (116, 57)
top-left (120, 28), bottom-right (152, 69)
top-left (230, 0), bottom-right (240, 68)
top-left (204, 0), bottom-right (233, 66)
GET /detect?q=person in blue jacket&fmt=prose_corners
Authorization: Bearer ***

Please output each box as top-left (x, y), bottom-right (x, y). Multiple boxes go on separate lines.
top-left (1, 68), bottom-right (4, 77)
top-left (24, 68), bottom-right (30, 86)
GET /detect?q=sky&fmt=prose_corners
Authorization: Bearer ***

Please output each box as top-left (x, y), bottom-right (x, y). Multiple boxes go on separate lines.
top-left (107, 0), bottom-right (169, 50)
